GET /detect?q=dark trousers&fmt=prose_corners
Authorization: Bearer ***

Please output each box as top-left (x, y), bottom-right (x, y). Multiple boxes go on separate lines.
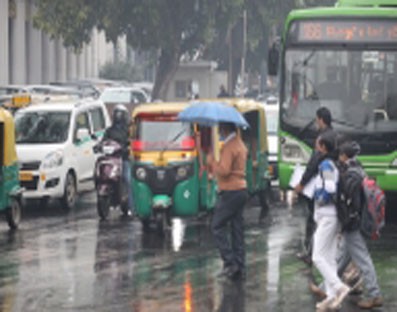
top-left (304, 198), bottom-right (315, 256)
top-left (211, 190), bottom-right (248, 271)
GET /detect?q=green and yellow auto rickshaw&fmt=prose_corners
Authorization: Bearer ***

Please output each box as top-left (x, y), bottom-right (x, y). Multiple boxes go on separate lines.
top-left (130, 102), bottom-right (217, 230)
top-left (202, 98), bottom-right (271, 217)
top-left (0, 107), bottom-right (23, 229)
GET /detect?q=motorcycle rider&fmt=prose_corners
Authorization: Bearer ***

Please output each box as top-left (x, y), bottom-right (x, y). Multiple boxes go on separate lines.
top-left (101, 104), bottom-right (134, 212)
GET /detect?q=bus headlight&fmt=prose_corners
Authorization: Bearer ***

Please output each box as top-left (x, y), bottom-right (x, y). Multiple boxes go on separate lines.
top-left (391, 158), bottom-right (397, 167)
top-left (281, 136), bottom-right (310, 164)
top-left (136, 167), bottom-right (147, 180)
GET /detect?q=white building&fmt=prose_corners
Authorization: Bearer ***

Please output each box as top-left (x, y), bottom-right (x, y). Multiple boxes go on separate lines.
top-left (0, 0), bottom-right (126, 85)
top-left (166, 60), bottom-right (228, 101)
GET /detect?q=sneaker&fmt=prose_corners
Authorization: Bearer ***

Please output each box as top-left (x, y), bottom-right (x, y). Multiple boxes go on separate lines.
top-left (316, 297), bottom-right (333, 311)
top-left (309, 282), bottom-right (326, 300)
top-left (357, 296), bottom-right (383, 309)
top-left (329, 284), bottom-right (350, 310)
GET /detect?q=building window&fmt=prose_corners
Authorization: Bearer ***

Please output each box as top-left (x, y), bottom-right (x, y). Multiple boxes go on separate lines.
top-left (175, 80), bottom-right (190, 99)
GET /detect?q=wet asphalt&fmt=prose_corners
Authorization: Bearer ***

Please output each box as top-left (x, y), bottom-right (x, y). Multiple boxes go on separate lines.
top-left (0, 190), bottom-right (396, 312)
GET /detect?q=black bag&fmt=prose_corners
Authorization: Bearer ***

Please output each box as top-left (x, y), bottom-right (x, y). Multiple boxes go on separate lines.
top-left (336, 168), bottom-right (363, 232)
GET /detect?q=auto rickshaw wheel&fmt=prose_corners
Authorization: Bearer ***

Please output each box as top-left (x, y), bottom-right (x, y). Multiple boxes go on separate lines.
top-left (258, 189), bottom-right (270, 221)
top-left (5, 197), bottom-right (22, 230)
top-left (97, 196), bottom-right (111, 220)
top-left (62, 172), bottom-right (77, 211)
top-left (155, 211), bottom-right (171, 232)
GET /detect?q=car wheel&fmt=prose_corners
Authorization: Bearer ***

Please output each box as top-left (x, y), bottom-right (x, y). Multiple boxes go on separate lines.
top-left (5, 198), bottom-right (22, 230)
top-left (61, 172), bottom-right (77, 211)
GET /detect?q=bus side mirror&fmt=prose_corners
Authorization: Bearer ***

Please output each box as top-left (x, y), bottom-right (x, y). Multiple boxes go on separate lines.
top-left (268, 45), bottom-right (279, 76)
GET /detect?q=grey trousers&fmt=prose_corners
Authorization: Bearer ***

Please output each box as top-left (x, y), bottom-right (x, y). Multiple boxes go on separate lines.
top-left (337, 230), bottom-right (382, 298)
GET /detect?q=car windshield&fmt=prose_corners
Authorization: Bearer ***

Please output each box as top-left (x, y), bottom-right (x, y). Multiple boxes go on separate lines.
top-left (100, 89), bottom-right (131, 103)
top-left (136, 120), bottom-right (191, 150)
top-left (265, 109), bottom-right (279, 135)
top-left (15, 111), bottom-right (71, 144)
top-left (283, 49), bottom-right (397, 135)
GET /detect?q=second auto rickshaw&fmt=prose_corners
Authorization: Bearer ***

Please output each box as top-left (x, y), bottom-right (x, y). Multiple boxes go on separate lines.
top-left (205, 98), bottom-right (271, 217)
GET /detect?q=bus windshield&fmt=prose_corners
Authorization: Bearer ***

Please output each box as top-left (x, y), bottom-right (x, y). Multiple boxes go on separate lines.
top-left (282, 48), bottom-right (397, 151)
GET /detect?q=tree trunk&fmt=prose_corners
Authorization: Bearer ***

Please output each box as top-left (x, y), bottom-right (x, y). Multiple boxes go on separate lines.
top-left (152, 48), bottom-right (180, 100)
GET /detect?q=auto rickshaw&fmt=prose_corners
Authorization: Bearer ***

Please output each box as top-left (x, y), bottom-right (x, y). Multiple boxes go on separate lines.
top-left (206, 98), bottom-right (271, 217)
top-left (130, 102), bottom-right (218, 230)
top-left (0, 107), bottom-right (23, 229)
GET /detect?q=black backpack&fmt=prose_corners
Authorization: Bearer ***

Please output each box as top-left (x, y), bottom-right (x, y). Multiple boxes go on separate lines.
top-left (336, 166), bottom-right (364, 232)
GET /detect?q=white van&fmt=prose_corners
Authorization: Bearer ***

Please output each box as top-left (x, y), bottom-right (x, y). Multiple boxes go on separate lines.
top-left (15, 99), bottom-right (110, 209)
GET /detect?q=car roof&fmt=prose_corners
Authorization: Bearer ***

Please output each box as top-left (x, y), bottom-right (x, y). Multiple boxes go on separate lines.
top-left (102, 86), bottom-right (146, 93)
top-left (19, 99), bottom-right (104, 113)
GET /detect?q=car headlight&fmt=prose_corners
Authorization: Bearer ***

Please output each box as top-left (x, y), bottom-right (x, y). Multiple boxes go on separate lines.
top-left (391, 158), bottom-right (397, 167)
top-left (136, 167), bottom-right (147, 180)
top-left (280, 136), bottom-right (310, 164)
top-left (42, 150), bottom-right (64, 169)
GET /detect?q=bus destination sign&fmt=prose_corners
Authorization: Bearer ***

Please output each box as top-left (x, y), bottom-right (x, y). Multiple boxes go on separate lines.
top-left (290, 20), bottom-right (397, 44)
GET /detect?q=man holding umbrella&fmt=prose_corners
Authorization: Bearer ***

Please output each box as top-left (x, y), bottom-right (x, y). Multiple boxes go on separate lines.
top-left (208, 122), bottom-right (249, 280)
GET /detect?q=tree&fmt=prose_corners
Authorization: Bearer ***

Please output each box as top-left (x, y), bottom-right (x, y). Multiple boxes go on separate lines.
top-left (34, 0), bottom-right (244, 99)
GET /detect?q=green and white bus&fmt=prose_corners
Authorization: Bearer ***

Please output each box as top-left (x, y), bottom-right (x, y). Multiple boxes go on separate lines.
top-left (269, 0), bottom-right (397, 193)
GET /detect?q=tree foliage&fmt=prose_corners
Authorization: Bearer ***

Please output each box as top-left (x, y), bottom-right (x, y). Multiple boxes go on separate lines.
top-left (34, 0), bottom-right (243, 99)
top-left (34, 0), bottom-right (338, 98)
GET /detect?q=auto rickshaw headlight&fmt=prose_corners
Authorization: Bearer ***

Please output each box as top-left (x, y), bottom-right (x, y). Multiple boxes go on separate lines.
top-left (177, 166), bottom-right (188, 179)
top-left (136, 167), bottom-right (147, 180)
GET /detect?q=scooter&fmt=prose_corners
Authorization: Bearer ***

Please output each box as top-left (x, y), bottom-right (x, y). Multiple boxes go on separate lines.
top-left (93, 139), bottom-right (129, 220)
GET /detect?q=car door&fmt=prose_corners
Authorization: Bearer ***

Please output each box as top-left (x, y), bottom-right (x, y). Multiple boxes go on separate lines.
top-left (72, 110), bottom-right (93, 183)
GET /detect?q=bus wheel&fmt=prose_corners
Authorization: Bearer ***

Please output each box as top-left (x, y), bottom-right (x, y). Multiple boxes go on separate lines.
top-left (258, 190), bottom-right (270, 221)
top-left (5, 198), bottom-right (22, 230)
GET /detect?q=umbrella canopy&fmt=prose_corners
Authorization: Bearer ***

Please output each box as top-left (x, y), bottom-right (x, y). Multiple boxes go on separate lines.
top-left (178, 101), bottom-right (249, 127)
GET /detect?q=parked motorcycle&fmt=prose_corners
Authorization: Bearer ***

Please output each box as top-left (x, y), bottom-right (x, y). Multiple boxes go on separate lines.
top-left (93, 139), bottom-right (129, 220)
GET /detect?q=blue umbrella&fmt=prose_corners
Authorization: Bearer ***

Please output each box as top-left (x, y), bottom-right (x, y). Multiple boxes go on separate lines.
top-left (178, 101), bottom-right (249, 128)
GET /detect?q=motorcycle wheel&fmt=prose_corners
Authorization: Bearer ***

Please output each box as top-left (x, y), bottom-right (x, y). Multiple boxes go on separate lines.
top-left (97, 196), bottom-right (111, 220)
top-left (120, 183), bottom-right (129, 217)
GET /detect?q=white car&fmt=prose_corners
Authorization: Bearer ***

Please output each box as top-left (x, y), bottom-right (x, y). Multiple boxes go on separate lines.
top-left (264, 104), bottom-right (279, 180)
top-left (15, 99), bottom-right (110, 209)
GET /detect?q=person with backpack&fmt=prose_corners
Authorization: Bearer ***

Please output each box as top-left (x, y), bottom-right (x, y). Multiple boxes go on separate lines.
top-left (336, 141), bottom-right (383, 309)
top-left (311, 132), bottom-right (350, 311)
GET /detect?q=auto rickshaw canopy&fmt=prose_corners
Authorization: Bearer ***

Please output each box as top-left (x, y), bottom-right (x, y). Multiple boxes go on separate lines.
top-left (206, 98), bottom-right (269, 154)
top-left (0, 108), bottom-right (18, 166)
top-left (132, 102), bottom-right (190, 118)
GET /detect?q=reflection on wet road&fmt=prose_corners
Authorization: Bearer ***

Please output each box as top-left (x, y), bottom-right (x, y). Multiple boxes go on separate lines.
top-left (0, 192), bottom-right (396, 311)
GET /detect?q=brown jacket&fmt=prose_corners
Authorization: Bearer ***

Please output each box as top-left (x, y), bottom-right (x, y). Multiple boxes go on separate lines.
top-left (211, 134), bottom-right (247, 191)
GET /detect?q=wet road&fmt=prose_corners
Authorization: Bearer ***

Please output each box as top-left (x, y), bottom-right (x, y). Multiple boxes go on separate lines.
top-left (0, 192), bottom-right (396, 312)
